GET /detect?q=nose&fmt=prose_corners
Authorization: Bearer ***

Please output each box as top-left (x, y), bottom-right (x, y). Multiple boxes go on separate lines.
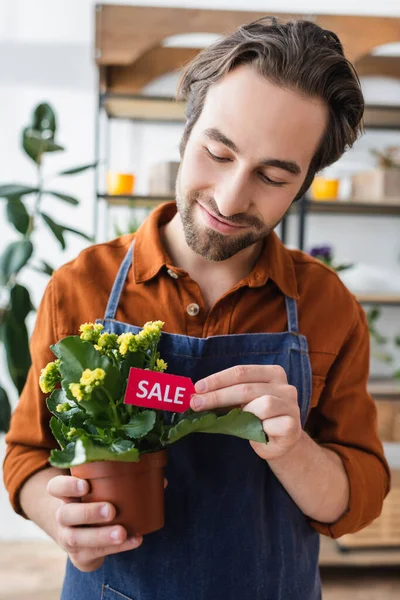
top-left (214, 168), bottom-right (252, 217)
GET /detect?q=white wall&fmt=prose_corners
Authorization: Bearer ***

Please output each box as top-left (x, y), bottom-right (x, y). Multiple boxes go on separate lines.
top-left (1, 0), bottom-right (400, 540)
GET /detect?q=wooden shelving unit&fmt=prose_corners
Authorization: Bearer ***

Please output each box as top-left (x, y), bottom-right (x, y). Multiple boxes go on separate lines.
top-left (305, 200), bottom-right (400, 216)
top-left (102, 94), bottom-right (186, 121)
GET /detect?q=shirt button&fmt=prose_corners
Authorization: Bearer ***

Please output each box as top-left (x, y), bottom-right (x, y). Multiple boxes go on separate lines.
top-left (167, 268), bottom-right (179, 279)
top-left (186, 303), bottom-right (200, 316)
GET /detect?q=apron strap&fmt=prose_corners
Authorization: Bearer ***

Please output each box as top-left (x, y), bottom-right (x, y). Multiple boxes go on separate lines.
top-left (104, 240), bottom-right (135, 320)
top-left (285, 296), bottom-right (299, 334)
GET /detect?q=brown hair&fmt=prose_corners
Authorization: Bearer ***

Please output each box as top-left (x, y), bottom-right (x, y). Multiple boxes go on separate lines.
top-left (177, 17), bottom-right (364, 200)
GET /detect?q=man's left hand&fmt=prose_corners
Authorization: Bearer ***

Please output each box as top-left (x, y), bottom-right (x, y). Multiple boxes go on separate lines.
top-left (190, 365), bottom-right (302, 461)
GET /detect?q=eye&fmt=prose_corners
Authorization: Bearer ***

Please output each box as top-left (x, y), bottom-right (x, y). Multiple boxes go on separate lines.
top-left (204, 147), bottom-right (232, 163)
top-left (258, 173), bottom-right (286, 187)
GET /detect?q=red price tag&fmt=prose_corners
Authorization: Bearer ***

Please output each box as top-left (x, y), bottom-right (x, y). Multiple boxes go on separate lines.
top-left (124, 367), bottom-right (195, 413)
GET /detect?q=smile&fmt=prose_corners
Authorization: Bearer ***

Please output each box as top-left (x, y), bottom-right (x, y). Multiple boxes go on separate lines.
top-left (197, 202), bottom-right (248, 234)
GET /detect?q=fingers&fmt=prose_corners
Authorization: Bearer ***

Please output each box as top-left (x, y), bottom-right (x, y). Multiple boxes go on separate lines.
top-left (48, 474), bottom-right (145, 574)
top-left (67, 533), bottom-right (143, 573)
top-left (242, 393), bottom-right (299, 420)
top-left (47, 475), bottom-right (89, 501)
top-left (192, 383), bottom-right (297, 412)
top-left (194, 364), bottom-right (288, 394)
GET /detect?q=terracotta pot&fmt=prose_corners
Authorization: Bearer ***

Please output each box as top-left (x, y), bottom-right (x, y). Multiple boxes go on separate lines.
top-left (70, 449), bottom-right (167, 536)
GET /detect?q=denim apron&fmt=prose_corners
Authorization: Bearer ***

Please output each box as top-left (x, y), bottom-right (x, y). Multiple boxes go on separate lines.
top-left (61, 240), bottom-right (321, 600)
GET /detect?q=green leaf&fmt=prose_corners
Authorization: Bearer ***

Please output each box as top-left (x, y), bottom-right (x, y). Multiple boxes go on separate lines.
top-left (62, 225), bottom-right (93, 243)
top-left (0, 240), bottom-right (33, 285)
top-left (0, 184), bottom-right (38, 198)
top-left (121, 351), bottom-right (146, 380)
top-left (1, 309), bottom-right (31, 394)
top-left (49, 436), bottom-right (139, 468)
top-left (31, 260), bottom-right (54, 276)
top-left (50, 416), bottom-right (69, 449)
top-left (58, 163), bottom-right (97, 176)
top-left (10, 284), bottom-right (34, 322)
top-left (40, 212), bottom-right (66, 249)
top-left (52, 336), bottom-right (123, 411)
top-left (31, 103), bottom-right (57, 137)
top-left (167, 408), bottom-right (267, 445)
top-left (46, 389), bottom-right (81, 424)
top-left (6, 198), bottom-right (30, 234)
top-left (0, 384), bottom-right (12, 433)
top-left (124, 411), bottom-right (156, 439)
top-left (46, 191), bottom-right (79, 206)
top-left (22, 128), bottom-right (64, 164)
top-left (40, 212), bottom-right (92, 248)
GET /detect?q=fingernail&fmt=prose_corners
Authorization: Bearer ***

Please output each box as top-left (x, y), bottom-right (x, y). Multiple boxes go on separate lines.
top-left (77, 480), bottom-right (86, 493)
top-left (195, 380), bottom-right (206, 393)
top-left (191, 395), bottom-right (203, 410)
top-left (100, 504), bottom-right (110, 519)
top-left (128, 536), bottom-right (142, 546)
top-left (110, 528), bottom-right (122, 541)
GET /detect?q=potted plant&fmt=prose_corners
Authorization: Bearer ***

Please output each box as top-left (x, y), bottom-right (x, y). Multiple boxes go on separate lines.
top-left (40, 320), bottom-right (266, 536)
top-left (351, 145), bottom-right (400, 204)
top-left (0, 102), bottom-right (96, 434)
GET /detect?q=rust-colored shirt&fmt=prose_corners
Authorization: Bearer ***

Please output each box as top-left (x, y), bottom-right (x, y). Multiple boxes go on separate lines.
top-left (4, 202), bottom-right (390, 538)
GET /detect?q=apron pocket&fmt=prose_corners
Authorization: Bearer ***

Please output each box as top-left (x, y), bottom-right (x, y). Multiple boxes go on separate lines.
top-left (101, 584), bottom-right (135, 600)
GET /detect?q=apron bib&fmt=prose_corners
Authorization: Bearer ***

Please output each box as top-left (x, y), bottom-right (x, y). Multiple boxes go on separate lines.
top-left (61, 240), bottom-right (321, 600)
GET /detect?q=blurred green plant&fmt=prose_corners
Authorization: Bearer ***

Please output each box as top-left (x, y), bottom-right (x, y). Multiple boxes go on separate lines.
top-left (370, 146), bottom-right (400, 169)
top-left (0, 102), bottom-right (96, 433)
top-left (113, 209), bottom-right (152, 237)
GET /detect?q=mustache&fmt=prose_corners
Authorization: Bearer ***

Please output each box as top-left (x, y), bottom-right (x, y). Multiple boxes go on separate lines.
top-left (193, 194), bottom-right (264, 229)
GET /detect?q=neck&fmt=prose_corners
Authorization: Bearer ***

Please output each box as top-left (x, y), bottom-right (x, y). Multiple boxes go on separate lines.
top-left (160, 213), bottom-right (264, 307)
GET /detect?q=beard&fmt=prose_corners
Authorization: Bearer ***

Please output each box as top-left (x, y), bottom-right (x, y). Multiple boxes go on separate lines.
top-left (175, 189), bottom-right (278, 262)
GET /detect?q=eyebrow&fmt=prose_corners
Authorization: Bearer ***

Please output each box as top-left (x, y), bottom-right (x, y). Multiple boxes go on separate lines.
top-left (204, 127), bottom-right (302, 176)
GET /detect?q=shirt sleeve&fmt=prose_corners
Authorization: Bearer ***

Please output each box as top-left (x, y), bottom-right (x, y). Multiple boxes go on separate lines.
top-left (3, 277), bottom-right (61, 517)
top-left (305, 301), bottom-right (391, 538)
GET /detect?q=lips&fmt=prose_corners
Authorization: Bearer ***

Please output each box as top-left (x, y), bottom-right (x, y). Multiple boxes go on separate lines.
top-left (198, 202), bottom-right (246, 229)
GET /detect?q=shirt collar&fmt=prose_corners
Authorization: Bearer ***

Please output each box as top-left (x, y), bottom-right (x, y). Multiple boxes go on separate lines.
top-left (133, 201), bottom-right (299, 300)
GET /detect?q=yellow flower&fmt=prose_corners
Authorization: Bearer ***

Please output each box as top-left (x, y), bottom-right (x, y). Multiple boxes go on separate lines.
top-left (79, 322), bottom-right (104, 343)
top-left (97, 333), bottom-right (118, 350)
top-left (154, 358), bottom-right (168, 373)
top-left (39, 359), bottom-right (61, 393)
top-left (69, 383), bottom-right (83, 402)
top-left (66, 428), bottom-right (78, 439)
top-left (117, 332), bottom-right (137, 356)
top-left (55, 402), bottom-right (70, 413)
top-left (80, 368), bottom-right (106, 387)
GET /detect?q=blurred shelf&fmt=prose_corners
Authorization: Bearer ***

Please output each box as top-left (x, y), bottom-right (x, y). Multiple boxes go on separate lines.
top-left (101, 94), bottom-right (186, 121)
top-left (305, 200), bottom-right (400, 216)
top-left (364, 105), bottom-right (400, 130)
top-left (357, 295), bottom-right (400, 306)
top-left (368, 378), bottom-right (400, 398)
top-left (100, 194), bottom-right (400, 216)
top-left (98, 193), bottom-right (174, 208)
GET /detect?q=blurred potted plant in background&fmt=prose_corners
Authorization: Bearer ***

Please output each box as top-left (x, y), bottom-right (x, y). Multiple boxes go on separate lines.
top-left (0, 102), bottom-right (96, 433)
top-left (352, 145), bottom-right (400, 203)
top-left (308, 244), bottom-right (400, 381)
top-left (308, 244), bottom-right (353, 273)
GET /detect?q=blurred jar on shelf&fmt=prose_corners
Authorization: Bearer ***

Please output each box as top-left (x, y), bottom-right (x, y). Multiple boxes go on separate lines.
top-left (106, 172), bottom-right (136, 195)
top-left (311, 176), bottom-right (340, 201)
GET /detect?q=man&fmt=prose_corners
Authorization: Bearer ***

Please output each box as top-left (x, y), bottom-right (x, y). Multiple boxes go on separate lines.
top-left (4, 17), bottom-right (390, 600)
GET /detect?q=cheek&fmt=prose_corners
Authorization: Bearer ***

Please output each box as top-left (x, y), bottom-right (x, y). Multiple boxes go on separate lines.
top-left (256, 187), bottom-right (294, 224)
top-left (180, 147), bottom-right (216, 191)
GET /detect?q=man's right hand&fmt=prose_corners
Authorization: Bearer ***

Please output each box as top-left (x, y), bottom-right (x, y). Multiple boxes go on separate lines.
top-left (47, 475), bottom-right (143, 573)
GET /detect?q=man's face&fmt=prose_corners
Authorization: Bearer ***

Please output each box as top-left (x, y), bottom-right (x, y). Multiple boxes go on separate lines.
top-left (176, 64), bottom-right (328, 261)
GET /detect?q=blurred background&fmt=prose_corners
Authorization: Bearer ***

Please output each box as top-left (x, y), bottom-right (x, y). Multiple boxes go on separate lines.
top-left (1, 1), bottom-right (400, 598)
